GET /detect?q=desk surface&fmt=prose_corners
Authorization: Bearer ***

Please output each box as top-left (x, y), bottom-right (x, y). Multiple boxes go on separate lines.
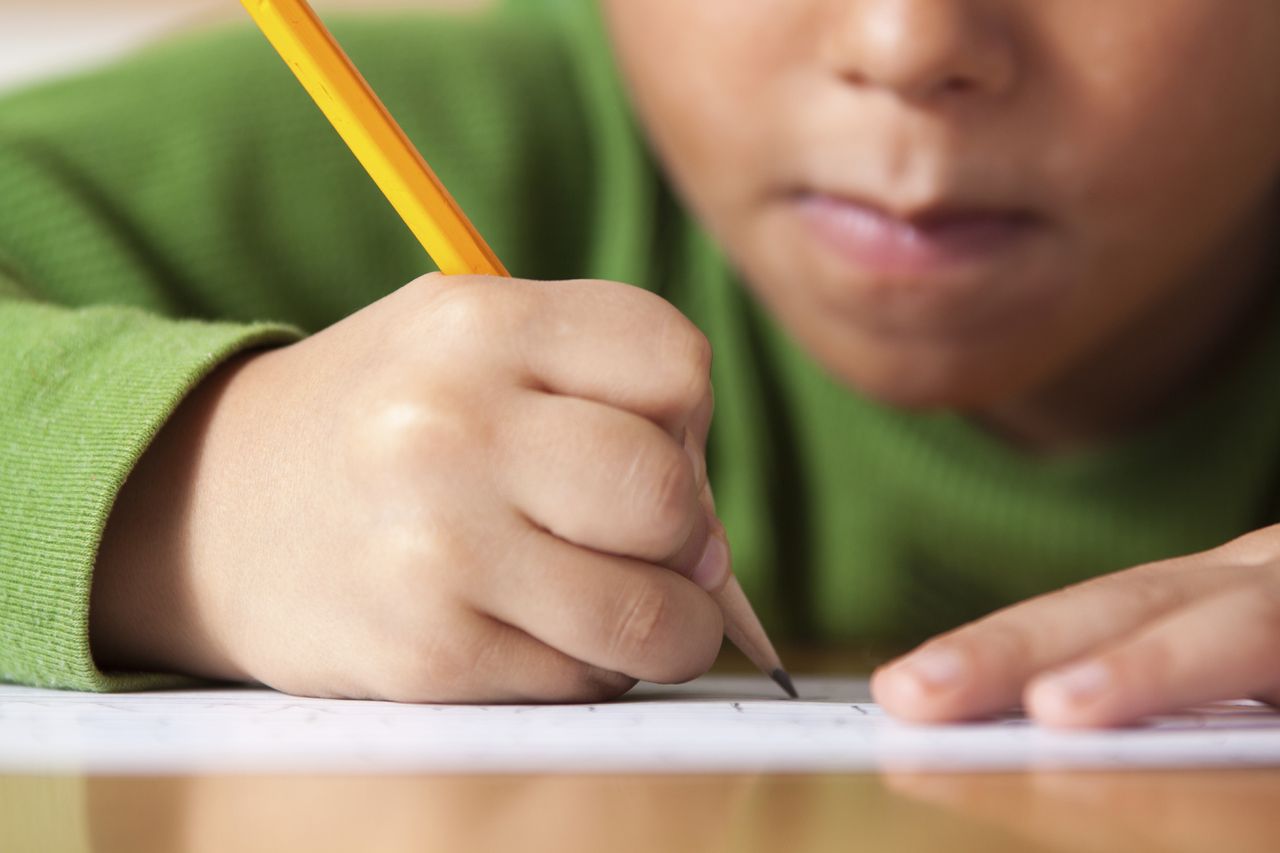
top-left (4, 770), bottom-right (1279, 853)
top-left (5, 653), bottom-right (1279, 853)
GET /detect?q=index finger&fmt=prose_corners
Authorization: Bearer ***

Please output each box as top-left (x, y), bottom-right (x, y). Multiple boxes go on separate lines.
top-left (436, 276), bottom-right (713, 436)
top-left (525, 280), bottom-right (713, 436)
top-left (870, 556), bottom-right (1235, 723)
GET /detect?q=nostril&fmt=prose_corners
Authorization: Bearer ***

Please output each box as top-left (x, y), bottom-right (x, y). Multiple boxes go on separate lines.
top-left (819, 3), bottom-right (1019, 104)
top-left (838, 65), bottom-right (988, 104)
top-left (837, 67), bottom-right (980, 101)
top-left (940, 76), bottom-right (978, 95)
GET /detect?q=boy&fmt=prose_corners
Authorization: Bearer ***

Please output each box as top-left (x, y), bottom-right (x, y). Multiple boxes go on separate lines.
top-left (1, 0), bottom-right (1278, 729)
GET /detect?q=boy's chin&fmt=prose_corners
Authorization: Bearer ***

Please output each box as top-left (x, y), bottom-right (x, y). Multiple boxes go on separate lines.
top-left (818, 342), bottom-right (1053, 414)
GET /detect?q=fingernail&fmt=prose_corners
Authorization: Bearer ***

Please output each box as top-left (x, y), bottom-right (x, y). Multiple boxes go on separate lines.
top-left (1038, 661), bottom-right (1111, 706)
top-left (896, 648), bottom-right (966, 690)
top-left (690, 534), bottom-right (729, 591)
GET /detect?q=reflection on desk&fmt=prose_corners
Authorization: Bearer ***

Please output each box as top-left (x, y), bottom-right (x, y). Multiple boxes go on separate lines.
top-left (4, 771), bottom-right (1280, 853)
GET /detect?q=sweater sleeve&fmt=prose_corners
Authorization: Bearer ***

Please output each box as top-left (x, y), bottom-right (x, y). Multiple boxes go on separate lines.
top-left (0, 273), bottom-right (300, 691)
top-left (0, 9), bottom-right (603, 690)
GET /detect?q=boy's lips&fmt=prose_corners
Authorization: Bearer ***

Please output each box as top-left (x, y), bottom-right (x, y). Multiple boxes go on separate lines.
top-left (793, 191), bottom-right (1044, 279)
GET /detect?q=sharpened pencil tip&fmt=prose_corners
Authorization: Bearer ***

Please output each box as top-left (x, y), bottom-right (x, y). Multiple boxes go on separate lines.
top-left (771, 668), bottom-right (799, 699)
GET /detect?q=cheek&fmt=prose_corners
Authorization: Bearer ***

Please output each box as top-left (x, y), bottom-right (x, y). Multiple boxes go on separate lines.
top-left (605, 2), bottom-right (797, 223)
top-left (607, 0), bottom-right (1280, 409)
top-left (1038, 3), bottom-right (1280, 273)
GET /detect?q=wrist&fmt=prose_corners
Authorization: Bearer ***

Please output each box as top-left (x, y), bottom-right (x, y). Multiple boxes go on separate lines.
top-left (89, 351), bottom-right (265, 681)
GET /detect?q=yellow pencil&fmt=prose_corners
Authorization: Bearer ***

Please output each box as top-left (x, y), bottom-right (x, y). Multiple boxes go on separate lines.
top-left (240, 0), bottom-right (796, 698)
top-left (239, 0), bottom-right (508, 277)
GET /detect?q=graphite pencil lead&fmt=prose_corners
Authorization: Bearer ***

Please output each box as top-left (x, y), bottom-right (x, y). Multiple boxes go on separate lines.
top-left (771, 668), bottom-right (799, 700)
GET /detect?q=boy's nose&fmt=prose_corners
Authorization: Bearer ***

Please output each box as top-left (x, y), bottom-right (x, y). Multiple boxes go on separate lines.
top-left (820, 0), bottom-right (1018, 102)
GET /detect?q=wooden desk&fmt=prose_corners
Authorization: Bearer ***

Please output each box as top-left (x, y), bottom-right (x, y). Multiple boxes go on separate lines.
top-left (5, 652), bottom-right (1276, 851)
top-left (4, 770), bottom-right (1280, 853)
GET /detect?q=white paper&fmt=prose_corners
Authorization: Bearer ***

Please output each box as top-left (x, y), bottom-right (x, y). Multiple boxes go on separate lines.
top-left (2, 676), bottom-right (1278, 774)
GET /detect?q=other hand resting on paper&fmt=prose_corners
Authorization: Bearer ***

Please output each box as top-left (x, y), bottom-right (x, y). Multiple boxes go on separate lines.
top-left (873, 524), bottom-right (1280, 728)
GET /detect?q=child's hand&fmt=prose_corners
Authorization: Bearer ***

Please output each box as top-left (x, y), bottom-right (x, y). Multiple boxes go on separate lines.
top-left (872, 524), bottom-right (1280, 728)
top-left (91, 274), bottom-right (729, 702)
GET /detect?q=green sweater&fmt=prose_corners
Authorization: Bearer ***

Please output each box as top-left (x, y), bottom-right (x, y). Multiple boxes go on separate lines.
top-left (3, 2), bottom-right (1280, 692)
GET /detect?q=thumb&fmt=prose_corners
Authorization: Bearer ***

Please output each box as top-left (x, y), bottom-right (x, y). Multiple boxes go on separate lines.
top-left (665, 387), bottom-right (729, 590)
top-left (685, 478), bottom-right (732, 592)
top-left (662, 486), bottom-right (731, 593)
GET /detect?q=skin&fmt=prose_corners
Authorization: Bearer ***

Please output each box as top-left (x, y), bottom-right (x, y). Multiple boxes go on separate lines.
top-left (92, 0), bottom-right (1280, 725)
top-left (601, 0), bottom-right (1280, 726)
top-left (602, 0), bottom-right (1280, 441)
top-left (92, 277), bottom-right (729, 702)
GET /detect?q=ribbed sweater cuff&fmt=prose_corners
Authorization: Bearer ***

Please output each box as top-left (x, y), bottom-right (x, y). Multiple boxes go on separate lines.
top-left (0, 301), bottom-right (301, 692)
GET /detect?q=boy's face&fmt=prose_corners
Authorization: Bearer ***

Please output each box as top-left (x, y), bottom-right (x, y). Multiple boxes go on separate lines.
top-left (603, 1), bottom-right (1280, 410)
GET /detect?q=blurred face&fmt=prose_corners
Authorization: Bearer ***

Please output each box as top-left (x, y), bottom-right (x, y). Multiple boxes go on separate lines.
top-left (603, 0), bottom-right (1280, 412)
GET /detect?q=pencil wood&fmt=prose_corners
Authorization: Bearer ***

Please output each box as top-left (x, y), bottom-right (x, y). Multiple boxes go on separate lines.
top-left (714, 577), bottom-right (796, 698)
top-left (239, 0), bottom-right (508, 276)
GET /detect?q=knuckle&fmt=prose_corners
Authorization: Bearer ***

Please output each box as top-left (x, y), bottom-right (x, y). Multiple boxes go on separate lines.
top-left (964, 619), bottom-right (1036, 674)
top-left (421, 278), bottom-right (510, 341)
top-left (361, 396), bottom-right (434, 463)
top-left (1068, 565), bottom-right (1186, 618)
top-left (355, 385), bottom-right (489, 474)
top-left (626, 441), bottom-right (697, 544)
top-left (367, 533), bottom-right (483, 669)
top-left (1214, 524), bottom-right (1280, 568)
top-left (662, 314), bottom-right (713, 410)
top-left (380, 521), bottom-right (471, 594)
top-left (403, 270), bottom-right (451, 295)
top-left (432, 286), bottom-right (490, 336)
top-left (1110, 568), bottom-right (1187, 615)
top-left (391, 271), bottom-right (450, 315)
top-left (609, 584), bottom-right (673, 664)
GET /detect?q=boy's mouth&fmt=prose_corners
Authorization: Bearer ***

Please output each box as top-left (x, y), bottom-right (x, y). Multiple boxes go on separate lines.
top-left (793, 191), bottom-right (1044, 279)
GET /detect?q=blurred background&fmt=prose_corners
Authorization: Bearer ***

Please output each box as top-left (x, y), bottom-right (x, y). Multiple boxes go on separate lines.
top-left (0, 0), bottom-right (481, 93)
